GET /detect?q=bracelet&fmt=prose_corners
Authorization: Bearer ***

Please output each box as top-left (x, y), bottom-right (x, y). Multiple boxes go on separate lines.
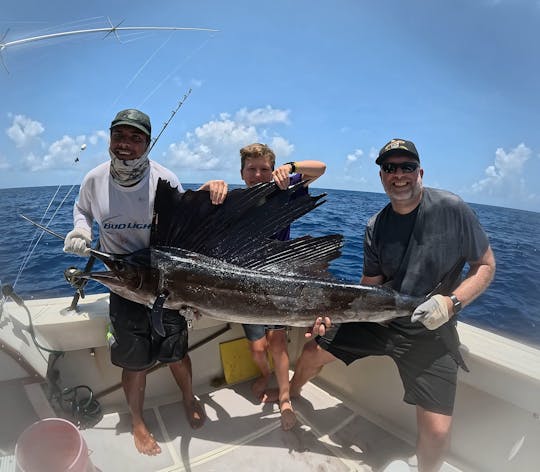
top-left (284, 161), bottom-right (296, 173)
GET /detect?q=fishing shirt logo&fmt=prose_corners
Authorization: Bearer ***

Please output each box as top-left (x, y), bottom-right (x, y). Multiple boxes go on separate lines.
top-left (102, 222), bottom-right (152, 230)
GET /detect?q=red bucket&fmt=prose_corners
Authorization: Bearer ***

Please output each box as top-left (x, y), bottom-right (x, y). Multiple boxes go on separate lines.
top-left (15, 418), bottom-right (94, 472)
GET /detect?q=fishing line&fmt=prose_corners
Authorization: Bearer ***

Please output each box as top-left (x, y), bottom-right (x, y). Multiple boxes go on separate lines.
top-left (15, 185), bottom-right (62, 285)
top-left (138, 33), bottom-right (217, 107)
top-left (30, 17), bottom-right (106, 36)
top-left (15, 182), bottom-right (79, 288)
top-left (110, 32), bottom-right (175, 107)
top-left (11, 21), bottom-right (210, 287)
top-left (1, 17), bottom-right (105, 56)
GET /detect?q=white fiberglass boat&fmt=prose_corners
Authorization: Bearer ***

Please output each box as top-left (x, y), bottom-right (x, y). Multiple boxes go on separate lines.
top-left (1, 293), bottom-right (539, 471)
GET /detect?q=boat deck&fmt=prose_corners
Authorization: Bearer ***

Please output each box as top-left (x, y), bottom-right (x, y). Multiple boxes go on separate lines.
top-left (1, 374), bottom-right (465, 472)
top-left (6, 295), bottom-right (537, 471)
top-left (83, 379), bottom-right (416, 472)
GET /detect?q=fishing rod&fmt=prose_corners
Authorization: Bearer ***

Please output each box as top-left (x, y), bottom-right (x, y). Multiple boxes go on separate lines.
top-left (148, 88), bottom-right (192, 153)
top-left (19, 213), bottom-right (65, 240)
top-left (18, 86), bottom-right (191, 248)
top-left (12, 17), bottom-right (194, 293)
top-left (18, 214), bottom-right (104, 309)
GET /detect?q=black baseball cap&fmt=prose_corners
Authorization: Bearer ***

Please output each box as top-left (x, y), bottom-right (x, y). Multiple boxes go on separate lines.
top-left (376, 138), bottom-right (420, 165)
top-left (110, 109), bottom-right (151, 137)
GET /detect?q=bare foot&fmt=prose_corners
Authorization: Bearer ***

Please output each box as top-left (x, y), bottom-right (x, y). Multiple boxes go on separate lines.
top-left (251, 375), bottom-right (270, 401)
top-left (133, 422), bottom-right (161, 455)
top-left (260, 387), bottom-right (280, 403)
top-left (280, 400), bottom-right (297, 431)
top-left (184, 398), bottom-right (206, 429)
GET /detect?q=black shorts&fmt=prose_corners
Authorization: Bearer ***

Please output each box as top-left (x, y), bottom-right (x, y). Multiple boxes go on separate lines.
top-left (108, 292), bottom-right (188, 371)
top-left (316, 322), bottom-right (458, 415)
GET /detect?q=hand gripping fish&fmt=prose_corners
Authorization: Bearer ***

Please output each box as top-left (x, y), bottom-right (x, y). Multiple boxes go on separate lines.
top-left (63, 179), bottom-right (428, 331)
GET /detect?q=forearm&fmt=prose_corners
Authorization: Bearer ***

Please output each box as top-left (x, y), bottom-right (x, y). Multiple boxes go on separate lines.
top-left (273, 160), bottom-right (326, 189)
top-left (73, 202), bottom-right (93, 235)
top-left (287, 160), bottom-right (326, 182)
top-left (448, 246), bottom-right (496, 314)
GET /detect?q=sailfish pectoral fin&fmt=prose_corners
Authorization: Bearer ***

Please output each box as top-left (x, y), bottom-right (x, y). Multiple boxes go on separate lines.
top-left (150, 291), bottom-right (169, 337)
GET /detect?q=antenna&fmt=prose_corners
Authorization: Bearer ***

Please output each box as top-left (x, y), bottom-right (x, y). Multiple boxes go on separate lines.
top-left (103, 17), bottom-right (125, 43)
top-left (148, 88), bottom-right (192, 153)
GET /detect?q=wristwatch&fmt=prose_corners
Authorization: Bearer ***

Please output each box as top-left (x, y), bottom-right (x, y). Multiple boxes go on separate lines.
top-left (284, 161), bottom-right (296, 173)
top-left (449, 294), bottom-right (462, 315)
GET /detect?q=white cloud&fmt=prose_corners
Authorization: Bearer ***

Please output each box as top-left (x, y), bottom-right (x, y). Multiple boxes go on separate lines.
top-left (345, 149), bottom-right (363, 171)
top-left (166, 106), bottom-right (292, 170)
top-left (88, 131), bottom-right (108, 146)
top-left (6, 114), bottom-right (44, 148)
top-left (471, 143), bottom-right (537, 203)
top-left (21, 132), bottom-right (105, 171)
top-left (234, 106), bottom-right (290, 126)
top-left (268, 136), bottom-right (294, 157)
top-left (341, 148), bottom-right (370, 187)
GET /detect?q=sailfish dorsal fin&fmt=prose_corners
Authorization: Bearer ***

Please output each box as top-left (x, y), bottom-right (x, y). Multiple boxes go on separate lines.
top-left (150, 179), bottom-right (343, 278)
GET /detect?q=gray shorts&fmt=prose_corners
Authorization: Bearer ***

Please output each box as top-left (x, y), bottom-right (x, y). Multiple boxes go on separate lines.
top-left (316, 322), bottom-right (458, 415)
top-left (242, 324), bottom-right (286, 341)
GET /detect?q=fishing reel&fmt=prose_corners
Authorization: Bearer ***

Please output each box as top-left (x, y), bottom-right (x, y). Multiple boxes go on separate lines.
top-left (64, 267), bottom-right (87, 299)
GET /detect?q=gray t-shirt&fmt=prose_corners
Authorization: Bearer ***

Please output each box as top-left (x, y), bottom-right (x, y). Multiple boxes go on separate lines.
top-left (363, 187), bottom-right (490, 334)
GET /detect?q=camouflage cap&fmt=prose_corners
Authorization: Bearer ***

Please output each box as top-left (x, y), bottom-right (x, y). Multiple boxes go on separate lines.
top-left (110, 109), bottom-right (151, 137)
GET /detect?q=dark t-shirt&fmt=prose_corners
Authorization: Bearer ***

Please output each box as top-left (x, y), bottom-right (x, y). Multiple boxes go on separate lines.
top-left (363, 187), bottom-right (490, 334)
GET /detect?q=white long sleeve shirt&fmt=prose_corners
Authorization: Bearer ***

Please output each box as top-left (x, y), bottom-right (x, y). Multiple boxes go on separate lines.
top-left (73, 161), bottom-right (183, 254)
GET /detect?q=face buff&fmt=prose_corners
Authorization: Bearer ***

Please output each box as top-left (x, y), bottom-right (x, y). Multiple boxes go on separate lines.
top-left (109, 148), bottom-right (150, 187)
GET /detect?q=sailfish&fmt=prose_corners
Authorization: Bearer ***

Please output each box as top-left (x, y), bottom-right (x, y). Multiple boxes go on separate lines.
top-left (66, 179), bottom-right (428, 331)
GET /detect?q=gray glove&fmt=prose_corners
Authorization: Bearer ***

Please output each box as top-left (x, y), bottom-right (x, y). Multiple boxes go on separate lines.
top-left (411, 294), bottom-right (450, 330)
top-left (63, 228), bottom-right (92, 256)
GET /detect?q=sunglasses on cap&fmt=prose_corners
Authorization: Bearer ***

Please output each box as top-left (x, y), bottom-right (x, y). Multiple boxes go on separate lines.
top-left (381, 162), bottom-right (419, 174)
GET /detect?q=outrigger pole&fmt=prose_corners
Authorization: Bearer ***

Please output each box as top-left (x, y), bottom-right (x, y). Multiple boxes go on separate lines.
top-left (0, 24), bottom-right (219, 51)
top-left (0, 20), bottom-right (219, 73)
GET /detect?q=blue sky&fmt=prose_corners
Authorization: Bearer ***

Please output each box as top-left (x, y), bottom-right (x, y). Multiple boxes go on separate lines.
top-left (1, 0), bottom-right (539, 212)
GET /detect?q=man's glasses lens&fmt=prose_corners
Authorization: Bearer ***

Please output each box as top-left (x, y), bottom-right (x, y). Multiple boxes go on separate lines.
top-left (381, 162), bottom-right (419, 174)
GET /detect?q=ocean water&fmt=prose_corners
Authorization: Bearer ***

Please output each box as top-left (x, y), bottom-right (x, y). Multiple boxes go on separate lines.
top-left (1, 185), bottom-right (539, 349)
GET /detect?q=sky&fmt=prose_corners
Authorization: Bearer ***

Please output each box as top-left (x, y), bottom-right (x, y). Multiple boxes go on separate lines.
top-left (0, 0), bottom-right (539, 212)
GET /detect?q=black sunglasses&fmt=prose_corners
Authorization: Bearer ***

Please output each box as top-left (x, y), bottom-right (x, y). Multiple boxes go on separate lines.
top-left (381, 162), bottom-right (419, 174)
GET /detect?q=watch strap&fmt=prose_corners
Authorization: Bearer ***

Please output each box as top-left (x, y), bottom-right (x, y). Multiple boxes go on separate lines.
top-left (284, 161), bottom-right (296, 173)
top-left (449, 294), bottom-right (462, 315)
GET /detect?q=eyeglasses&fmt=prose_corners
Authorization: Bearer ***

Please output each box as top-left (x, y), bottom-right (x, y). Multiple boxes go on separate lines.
top-left (381, 162), bottom-right (419, 174)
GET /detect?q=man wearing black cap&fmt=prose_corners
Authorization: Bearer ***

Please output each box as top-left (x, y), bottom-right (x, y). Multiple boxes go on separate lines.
top-left (289, 138), bottom-right (496, 471)
top-left (64, 109), bottom-right (227, 456)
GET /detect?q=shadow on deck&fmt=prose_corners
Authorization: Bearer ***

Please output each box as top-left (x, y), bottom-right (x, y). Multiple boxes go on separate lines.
top-left (81, 379), bottom-right (414, 472)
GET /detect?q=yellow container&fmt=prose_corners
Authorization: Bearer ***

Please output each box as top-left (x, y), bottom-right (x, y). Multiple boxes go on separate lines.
top-left (219, 337), bottom-right (273, 385)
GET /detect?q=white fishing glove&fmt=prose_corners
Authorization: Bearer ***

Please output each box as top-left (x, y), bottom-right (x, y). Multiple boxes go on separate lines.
top-left (411, 294), bottom-right (450, 330)
top-left (63, 228), bottom-right (92, 257)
